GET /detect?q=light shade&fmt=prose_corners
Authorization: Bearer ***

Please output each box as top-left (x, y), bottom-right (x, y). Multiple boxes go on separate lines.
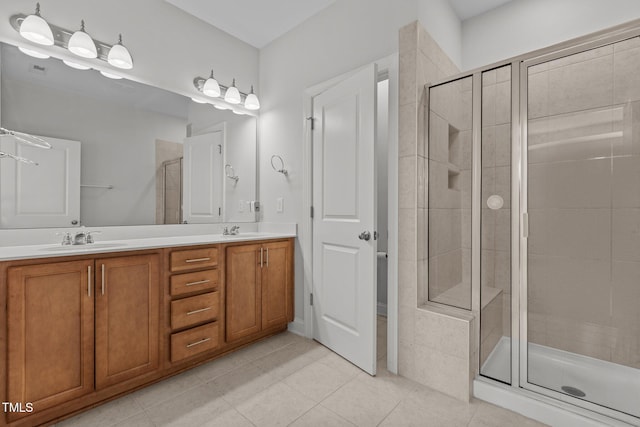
top-left (100, 70), bottom-right (122, 80)
top-left (244, 86), bottom-right (260, 110)
top-left (18, 46), bottom-right (50, 59)
top-left (203, 70), bottom-right (221, 97)
top-left (224, 79), bottom-right (241, 104)
top-left (63, 59), bottom-right (90, 70)
top-left (19, 3), bottom-right (53, 46)
top-left (107, 35), bottom-right (133, 69)
top-left (68, 20), bottom-right (97, 59)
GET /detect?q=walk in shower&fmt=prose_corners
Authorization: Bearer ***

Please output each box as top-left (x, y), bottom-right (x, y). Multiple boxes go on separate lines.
top-left (426, 25), bottom-right (640, 425)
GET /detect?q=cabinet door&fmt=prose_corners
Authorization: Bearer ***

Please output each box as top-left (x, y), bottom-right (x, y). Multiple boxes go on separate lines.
top-left (262, 241), bottom-right (294, 329)
top-left (6, 260), bottom-right (94, 420)
top-left (95, 254), bottom-right (160, 389)
top-left (226, 244), bottom-right (262, 342)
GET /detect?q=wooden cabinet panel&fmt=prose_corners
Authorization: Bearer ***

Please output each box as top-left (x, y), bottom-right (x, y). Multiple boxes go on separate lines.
top-left (170, 247), bottom-right (218, 272)
top-left (6, 260), bottom-right (94, 420)
top-left (171, 291), bottom-right (219, 330)
top-left (262, 241), bottom-right (294, 329)
top-left (225, 244), bottom-right (262, 342)
top-left (171, 322), bottom-right (220, 362)
top-left (170, 269), bottom-right (218, 296)
top-left (95, 254), bottom-right (160, 389)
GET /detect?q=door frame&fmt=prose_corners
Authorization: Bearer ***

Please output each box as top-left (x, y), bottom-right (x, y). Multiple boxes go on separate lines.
top-left (301, 54), bottom-right (399, 374)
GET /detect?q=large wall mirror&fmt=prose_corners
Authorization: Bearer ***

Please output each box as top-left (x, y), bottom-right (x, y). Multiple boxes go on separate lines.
top-left (0, 42), bottom-right (257, 228)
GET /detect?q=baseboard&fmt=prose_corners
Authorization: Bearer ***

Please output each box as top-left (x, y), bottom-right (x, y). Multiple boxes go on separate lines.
top-left (287, 318), bottom-right (306, 337)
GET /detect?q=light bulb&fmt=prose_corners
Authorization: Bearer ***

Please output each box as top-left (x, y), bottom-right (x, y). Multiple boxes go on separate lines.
top-left (68, 20), bottom-right (97, 59)
top-left (203, 70), bottom-right (221, 97)
top-left (224, 79), bottom-right (241, 104)
top-left (18, 46), bottom-right (50, 59)
top-left (244, 86), bottom-right (260, 110)
top-left (19, 3), bottom-right (54, 46)
top-left (107, 34), bottom-right (133, 69)
top-left (63, 59), bottom-right (90, 70)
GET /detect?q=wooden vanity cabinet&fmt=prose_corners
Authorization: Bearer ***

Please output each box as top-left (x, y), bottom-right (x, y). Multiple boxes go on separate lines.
top-left (94, 255), bottom-right (160, 389)
top-left (4, 253), bottom-right (161, 422)
top-left (6, 260), bottom-right (95, 421)
top-left (226, 240), bottom-right (293, 342)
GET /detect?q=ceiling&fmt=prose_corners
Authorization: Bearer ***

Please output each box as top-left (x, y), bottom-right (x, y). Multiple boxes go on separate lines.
top-left (165, 0), bottom-right (513, 49)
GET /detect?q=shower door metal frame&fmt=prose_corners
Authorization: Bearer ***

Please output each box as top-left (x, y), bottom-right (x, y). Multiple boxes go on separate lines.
top-left (518, 27), bottom-right (640, 426)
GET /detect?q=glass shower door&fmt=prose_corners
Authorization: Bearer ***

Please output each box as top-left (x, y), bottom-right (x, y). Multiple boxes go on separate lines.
top-left (524, 38), bottom-right (640, 420)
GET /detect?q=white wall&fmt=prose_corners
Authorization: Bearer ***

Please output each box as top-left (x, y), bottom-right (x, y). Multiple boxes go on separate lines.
top-left (0, 0), bottom-right (259, 101)
top-left (462, 0), bottom-right (640, 70)
top-left (417, 0), bottom-right (462, 69)
top-left (258, 0), bottom-right (419, 323)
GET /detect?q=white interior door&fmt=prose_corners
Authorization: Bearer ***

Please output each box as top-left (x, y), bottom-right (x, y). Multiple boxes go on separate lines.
top-left (312, 64), bottom-right (377, 375)
top-left (182, 130), bottom-right (224, 224)
top-left (0, 135), bottom-right (80, 228)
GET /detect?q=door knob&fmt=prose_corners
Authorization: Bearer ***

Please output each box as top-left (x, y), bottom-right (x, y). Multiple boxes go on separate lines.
top-left (358, 231), bottom-right (371, 241)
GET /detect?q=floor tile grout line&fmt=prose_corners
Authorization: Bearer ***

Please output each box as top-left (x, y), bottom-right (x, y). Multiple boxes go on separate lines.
top-left (375, 399), bottom-right (403, 427)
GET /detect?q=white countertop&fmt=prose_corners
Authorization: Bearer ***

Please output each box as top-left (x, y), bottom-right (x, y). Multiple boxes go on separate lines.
top-left (0, 232), bottom-right (296, 262)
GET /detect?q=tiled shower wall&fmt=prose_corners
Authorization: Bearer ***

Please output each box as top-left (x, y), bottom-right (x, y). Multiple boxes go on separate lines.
top-left (527, 37), bottom-right (640, 369)
top-left (398, 21), bottom-right (475, 401)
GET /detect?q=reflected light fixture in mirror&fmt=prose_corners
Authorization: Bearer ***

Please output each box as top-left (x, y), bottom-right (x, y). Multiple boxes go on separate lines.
top-left (100, 70), bottom-right (122, 80)
top-left (107, 34), bottom-right (133, 69)
top-left (191, 97), bottom-right (208, 104)
top-left (19, 3), bottom-right (53, 46)
top-left (18, 46), bottom-right (49, 59)
top-left (63, 59), bottom-right (90, 70)
top-left (224, 79), bottom-right (241, 104)
top-left (203, 70), bottom-right (221, 97)
top-left (68, 20), bottom-right (97, 59)
top-left (244, 86), bottom-right (260, 110)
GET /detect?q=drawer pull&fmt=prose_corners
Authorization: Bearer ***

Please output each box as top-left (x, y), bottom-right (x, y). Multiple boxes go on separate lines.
top-left (185, 257), bottom-right (211, 263)
top-left (185, 279), bottom-right (211, 287)
top-left (187, 307), bottom-right (212, 316)
top-left (186, 337), bottom-right (211, 348)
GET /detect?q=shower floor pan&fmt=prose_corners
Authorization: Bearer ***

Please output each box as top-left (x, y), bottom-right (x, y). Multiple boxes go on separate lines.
top-left (481, 336), bottom-right (640, 418)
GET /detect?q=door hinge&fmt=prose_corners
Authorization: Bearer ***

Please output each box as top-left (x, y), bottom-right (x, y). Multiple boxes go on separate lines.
top-left (217, 144), bottom-right (222, 154)
top-left (523, 212), bottom-right (529, 238)
top-left (306, 116), bottom-right (315, 130)
top-left (374, 231), bottom-right (378, 240)
top-left (310, 293), bottom-right (313, 306)
top-left (218, 207), bottom-right (221, 216)
top-left (310, 206), bottom-right (314, 218)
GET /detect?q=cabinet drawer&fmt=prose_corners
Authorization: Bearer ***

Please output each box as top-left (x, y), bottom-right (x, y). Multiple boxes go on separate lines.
top-left (171, 269), bottom-right (218, 296)
top-left (171, 322), bottom-right (219, 362)
top-left (170, 247), bottom-right (218, 272)
top-left (171, 291), bottom-right (219, 330)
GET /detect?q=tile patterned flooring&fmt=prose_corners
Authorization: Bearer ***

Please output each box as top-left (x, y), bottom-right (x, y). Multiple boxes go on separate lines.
top-left (56, 318), bottom-right (546, 427)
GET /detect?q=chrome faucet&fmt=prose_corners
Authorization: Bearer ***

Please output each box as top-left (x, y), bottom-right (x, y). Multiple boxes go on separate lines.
top-left (223, 225), bottom-right (240, 236)
top-left (73, 232), bottom-right (87, 245)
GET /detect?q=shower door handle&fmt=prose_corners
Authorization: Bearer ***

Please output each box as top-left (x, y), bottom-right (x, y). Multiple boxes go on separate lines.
top-left (358, 231), bottom-right (371, 241)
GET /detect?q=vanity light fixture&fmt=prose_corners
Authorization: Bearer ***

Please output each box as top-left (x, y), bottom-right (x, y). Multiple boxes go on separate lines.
top-left (18, 46), bottom-right (50, 59)
top-left (224, 79), bottom-right (242, 104)
top-left (193, 74), bottom-right (260, 111)
top-left (10, 11), bottom-right (134, 70)
top-left (107, 34), bottom-right (133, 69)
top-left (244, 86), bottom-right (260, 110)
top-left (63, 59), bottom-right (91, 70)
top-left (203, 70), bottom-right (221, 97)
top-left (68, 20), bottom-right (97, 59)
top-left (18, 3), bottom-right (53, 46)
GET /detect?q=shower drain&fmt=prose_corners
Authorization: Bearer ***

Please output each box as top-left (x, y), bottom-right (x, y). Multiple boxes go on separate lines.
top-left (561, 385), bottom-right (586, 397)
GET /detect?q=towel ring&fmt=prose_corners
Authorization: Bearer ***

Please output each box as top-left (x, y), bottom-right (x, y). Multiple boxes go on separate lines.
top-left (271, 155), bottom-right (288, 176)
top-left (225, 164), bottom-right (239, 182)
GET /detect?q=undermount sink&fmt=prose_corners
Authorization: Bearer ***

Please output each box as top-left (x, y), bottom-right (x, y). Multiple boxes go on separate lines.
top-left (40, 243), bottom-right (127, 252)
top-left (221, 232), bottom-right (263, 238)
